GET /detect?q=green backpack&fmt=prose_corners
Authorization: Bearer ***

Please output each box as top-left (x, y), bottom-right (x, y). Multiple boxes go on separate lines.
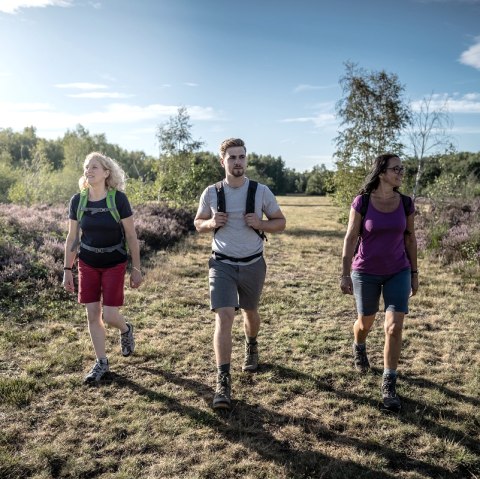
top-left (77, 188), bottom-right (120, 223)
top-left (72, 189), bottom-right (126, 254)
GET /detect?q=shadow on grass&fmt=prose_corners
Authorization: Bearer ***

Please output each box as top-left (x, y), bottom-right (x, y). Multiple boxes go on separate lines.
top-left (285, 229), bottom-right (345, 239)
top-left (401, 373), bottom-right (480, 408)
top-left (111, 364), bottom-right (474, 479)
top-left (109, 369), bottom-right (393, 479)
top-left (278, 203), bottom-right (336, 208)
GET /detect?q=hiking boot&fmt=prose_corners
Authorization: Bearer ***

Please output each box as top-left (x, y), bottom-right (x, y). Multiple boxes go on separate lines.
top-left (84, 358), bottom-right (109, 384)
top-left (352, 342), bottom-right (370, 373)
top-left (242, 342), bottom-right (259, 372)
top-left (213, 373), bottom-right (231, 410)
top-left (382, 373), bottom-right (401, 412)
top-left (121, 322), bottom-right (135, 357)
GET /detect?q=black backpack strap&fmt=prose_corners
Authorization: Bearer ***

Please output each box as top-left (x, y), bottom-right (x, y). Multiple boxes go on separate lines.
top-left (215, 181), bottom-right (225, 213)
top-left (246, 180), bottom-right (267, 241)
top-left (358, 193), bottom-right (370, 236)
top-left (246, 180), bottom-right (258, 214)
top-left (400, 193), bottom-right (413, 235)
top-left (354, 193), bottom-right (370, 257)
top-left (214, 181), bottom-right (225, 235)
top-left (400, 193), bottom-right (413, 216)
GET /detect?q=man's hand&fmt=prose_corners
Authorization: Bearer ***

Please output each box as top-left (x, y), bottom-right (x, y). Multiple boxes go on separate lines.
top-left (244, 213), bottom-right (262, 229)
top-left (210, 212), bottom-right (228, 229)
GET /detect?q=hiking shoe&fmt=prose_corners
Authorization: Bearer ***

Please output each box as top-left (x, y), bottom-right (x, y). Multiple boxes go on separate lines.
top-left (84, 359), bottom-right (109, 384)
top-left (213, 373), bottom-right (231, 409)
top-left (382, 373), bottom-right (401, 412)
top-left (352, 342), bottom-right (370, 372)
top-left (121, 322), bottom-right (135, 357)
top-left (242, 342), bottom-right (259, 372)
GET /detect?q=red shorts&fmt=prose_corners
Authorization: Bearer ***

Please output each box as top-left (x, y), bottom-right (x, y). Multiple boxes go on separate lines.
top-left (78, 259), bottom-right (127, 306)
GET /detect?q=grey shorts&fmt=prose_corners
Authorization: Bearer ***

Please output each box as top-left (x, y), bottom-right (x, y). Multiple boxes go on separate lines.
top-left (351, 268), bottom-right (411, 316)
top-left (208, 256), bottom-right (267, 311)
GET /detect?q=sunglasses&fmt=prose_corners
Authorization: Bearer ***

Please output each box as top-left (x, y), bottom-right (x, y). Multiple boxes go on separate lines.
top-left (385, 166), bottom-right (405, 175)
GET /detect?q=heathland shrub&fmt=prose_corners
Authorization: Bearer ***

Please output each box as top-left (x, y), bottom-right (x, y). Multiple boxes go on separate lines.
top-left (0, 202), bottom-right (194, 308)
top-left (415, 197), bottom-right (480, 265)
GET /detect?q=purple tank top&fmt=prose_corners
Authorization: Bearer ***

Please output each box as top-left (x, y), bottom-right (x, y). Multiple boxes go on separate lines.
top-left (351, 194), bottom-right (414, 275)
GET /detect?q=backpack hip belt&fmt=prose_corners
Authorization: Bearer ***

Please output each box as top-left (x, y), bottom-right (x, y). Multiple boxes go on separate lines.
top-left (80, 241), bottom-right (127, 255)
top-left (212, 251), bottom-right (263, 263)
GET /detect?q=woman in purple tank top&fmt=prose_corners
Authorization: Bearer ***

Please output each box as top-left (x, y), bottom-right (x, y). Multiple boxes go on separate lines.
top-left (340, 153), bottom-right (418, 412)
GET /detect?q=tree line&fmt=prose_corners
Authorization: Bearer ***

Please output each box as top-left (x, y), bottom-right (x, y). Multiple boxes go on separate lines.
top-left (0, 117), bottom-right (334, 207)
top-left (0, 62), bottom-right (479, 208)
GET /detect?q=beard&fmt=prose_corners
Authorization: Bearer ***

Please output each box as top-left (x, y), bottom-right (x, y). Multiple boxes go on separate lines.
top-left (232, 167), bottom-right (244, 177)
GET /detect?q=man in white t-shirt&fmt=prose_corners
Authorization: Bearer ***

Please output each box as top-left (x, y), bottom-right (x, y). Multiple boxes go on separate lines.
top-left (194, 138), bottom-right (286, 410)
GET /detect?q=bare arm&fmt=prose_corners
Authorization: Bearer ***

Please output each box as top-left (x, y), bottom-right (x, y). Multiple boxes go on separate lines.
top-left (244, 208), bottom-right (286, 233)
top-left (340, 207), bottom-right (362, 294)
top-left (404, 213), bottom-right (418, 296)
top-left (62, 219), bottom-right (78, 293)
top-left (194, 211), bottom-right (228, 234)
top-left (121, 215), bottom-right (143, 289)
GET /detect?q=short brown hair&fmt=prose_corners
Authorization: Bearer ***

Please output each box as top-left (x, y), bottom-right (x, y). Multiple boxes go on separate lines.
top-left (219, 138), bottom-right (246, 159)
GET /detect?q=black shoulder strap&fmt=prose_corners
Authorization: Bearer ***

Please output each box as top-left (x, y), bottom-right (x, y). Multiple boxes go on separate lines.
top-left (214, 181), bottom-right (225, 235)
top-left (354, 194), bottom-right (369, 257)
top-left (358, 193), bottom-right (370, 236)
top-left (246, 180), bottom-right (267, 241)
top-left (400, 193), bottom-right (412, 217)
top-left (215, 181), bottom-right (225, 213)
top-left (246, 180), bottom-right (258, 214)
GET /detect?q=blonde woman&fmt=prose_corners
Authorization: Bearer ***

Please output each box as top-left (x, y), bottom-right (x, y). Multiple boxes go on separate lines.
top-left (63, 152), bottom-right (143, 383)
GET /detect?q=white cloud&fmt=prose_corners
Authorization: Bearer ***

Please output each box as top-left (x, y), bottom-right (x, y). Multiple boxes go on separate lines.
top-left (281, 112), bottom-right (336, 128)
top-left (294, 84), bottom-right (335, 93)
top-left (460, 37), bottom-right (480, 70)
top-left (67, 92), bottom-right (134, 99)
top-left (0, 0), bottom-right (72, 14)
top-left (411, 93), bottom-right (480, 113)
top-left (184, 82), bottom-right (199, 87)
top-left (0, 101), bottom-right (221, 132)
top-left (55, 82), bottom-right (108, 90)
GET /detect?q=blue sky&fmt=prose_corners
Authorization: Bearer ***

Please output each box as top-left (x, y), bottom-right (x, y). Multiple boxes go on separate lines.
top-left (0, 0), bottom-right (479, 171)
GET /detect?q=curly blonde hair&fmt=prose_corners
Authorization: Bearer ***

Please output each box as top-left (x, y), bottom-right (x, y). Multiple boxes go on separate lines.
top-left (78, 152), bottom-right (126, 192)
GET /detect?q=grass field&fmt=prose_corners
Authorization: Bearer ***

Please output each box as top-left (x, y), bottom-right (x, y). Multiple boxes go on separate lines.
top-left (1, 196), bottom-right (479, 478)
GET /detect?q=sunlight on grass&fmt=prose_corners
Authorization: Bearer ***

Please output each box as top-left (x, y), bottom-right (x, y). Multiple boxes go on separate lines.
top-left (0, 196), bottom-right (479, 478)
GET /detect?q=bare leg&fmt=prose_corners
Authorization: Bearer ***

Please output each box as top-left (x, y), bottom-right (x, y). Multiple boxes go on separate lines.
top-left (353, 314), bottom-right (376, 343)
top-left (85, 302), bottom-right (106, 359)
top-left (213, 307), bottom-right (236, 366)
top-left (242, 309), bottom-right (260, 339)
top-left (384, 311), bottom-right (404, 369)
top-left (103, 305), bottom-right (129, 333)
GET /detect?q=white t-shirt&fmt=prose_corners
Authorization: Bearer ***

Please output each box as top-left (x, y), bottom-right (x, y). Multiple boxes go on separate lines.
top-left (196, 178), bottom-right (281, 265)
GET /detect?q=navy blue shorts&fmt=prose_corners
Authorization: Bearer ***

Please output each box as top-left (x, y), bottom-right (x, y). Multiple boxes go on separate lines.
top-left (351, 269), bottom-right (411, 316)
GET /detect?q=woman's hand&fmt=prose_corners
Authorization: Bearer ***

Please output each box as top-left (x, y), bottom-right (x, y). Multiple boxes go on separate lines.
top-left (130, 269), bottom-right (143, 289)
top-left (411, 274), bottom-right (419, 296)
top-left (63, 270), bottom-right (75, 293)
top-left (340, 276), bottom-right (353, 295)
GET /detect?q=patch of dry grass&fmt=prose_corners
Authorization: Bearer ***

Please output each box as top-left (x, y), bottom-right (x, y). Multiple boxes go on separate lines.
top-left (1, 196), bottom-right (479, 478)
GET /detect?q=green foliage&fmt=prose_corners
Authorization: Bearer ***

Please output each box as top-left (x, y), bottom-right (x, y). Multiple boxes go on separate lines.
top-left (155, 107), bottom-right (210, 205)
top-left (334, 62), bottom-right (410, 210)
top-left (305, 164), bottom-right (335, 195)
top-left (247, 153), bottom-right (289, 194)
top-left (0, 376), bottom-right (37, 407)
top-left (0, 164), bottom-right (18, 202)
top-left (125, 178), bottom-right (158, 205)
